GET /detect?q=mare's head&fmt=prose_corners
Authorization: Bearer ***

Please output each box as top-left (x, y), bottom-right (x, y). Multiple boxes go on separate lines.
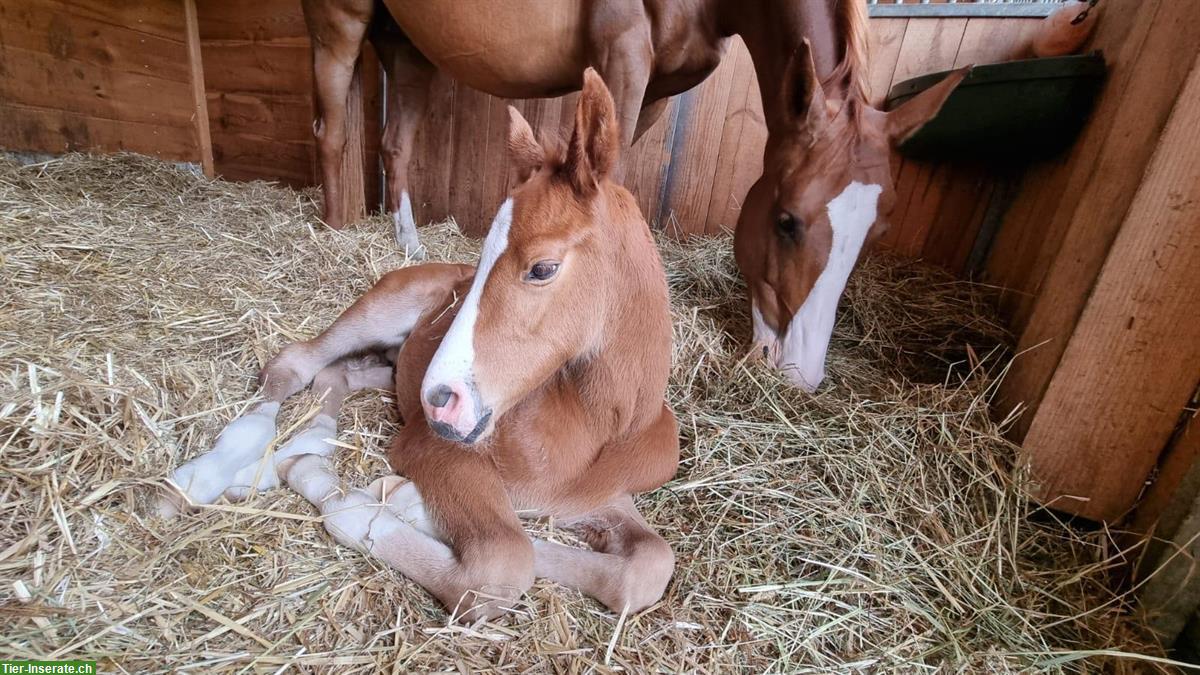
top-left (734, 38), bottom-right (967, 392)
top-left (421, 69), bottom-right (643, 444)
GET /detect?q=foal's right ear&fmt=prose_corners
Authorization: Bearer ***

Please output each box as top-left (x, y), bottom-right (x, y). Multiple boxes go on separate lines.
top-left (507, 105), bottom-right (544, 183)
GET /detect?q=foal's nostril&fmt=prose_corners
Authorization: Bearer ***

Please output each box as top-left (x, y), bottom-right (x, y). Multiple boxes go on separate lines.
top-left (426, 384), bottom-right (454, 408)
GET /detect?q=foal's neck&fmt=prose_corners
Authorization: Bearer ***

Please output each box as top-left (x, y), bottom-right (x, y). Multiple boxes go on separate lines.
top-left (570, 187), bottom-right (671, 438)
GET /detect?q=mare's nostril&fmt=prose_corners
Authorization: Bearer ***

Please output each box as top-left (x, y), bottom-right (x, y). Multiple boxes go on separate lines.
top-left (426, 384), bottom-right (454, 408)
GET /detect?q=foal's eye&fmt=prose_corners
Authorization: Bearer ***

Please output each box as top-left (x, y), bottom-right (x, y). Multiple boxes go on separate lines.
top-left (525, 260), bottom-right (560, 283)
top-left (776, 210), bottom-right (803, 239)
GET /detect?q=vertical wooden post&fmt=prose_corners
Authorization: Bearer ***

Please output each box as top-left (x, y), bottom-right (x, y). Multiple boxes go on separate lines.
top-left (334, 61), bottom-right (367, 227)
top-left (182, 0), bottom-right (214, 177)
top-left (1019, 53), bottom-right (1200, 522)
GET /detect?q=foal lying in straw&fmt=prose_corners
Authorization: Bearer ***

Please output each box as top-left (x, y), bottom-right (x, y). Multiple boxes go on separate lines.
top-left (158, 70), bottom-right (680, 621)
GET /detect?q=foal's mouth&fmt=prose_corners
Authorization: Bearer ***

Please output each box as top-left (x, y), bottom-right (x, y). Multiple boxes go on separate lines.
top-left (428, 409), bottom-right (494, 446)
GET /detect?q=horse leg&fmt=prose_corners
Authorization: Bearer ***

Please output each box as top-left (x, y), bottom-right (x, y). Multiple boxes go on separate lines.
top-left (370, 17), bottom-right (435, 256)
top-left (533, 495), bottom-right (675, 614)
top-left (222, 357), bottom-right (394, 501)
top-left (157, 263), bottom-right (470, 516)
top-left (302, 0), bottom-right (373, 229)
top-left (282, 447), bottom-right (534, 622)
top-left (589, 12), bottom-right (653, 178)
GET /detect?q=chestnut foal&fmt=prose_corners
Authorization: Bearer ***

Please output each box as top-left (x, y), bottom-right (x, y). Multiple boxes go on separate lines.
top-left (159, 70), bottom-right (679, 620)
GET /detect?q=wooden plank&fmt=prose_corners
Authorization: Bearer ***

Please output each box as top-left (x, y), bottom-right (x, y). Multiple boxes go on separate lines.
top-left (0, 0), bottom-right (190, 83)
top-left (0, 0), bottom-right (198, 161)
top-left (189, 0), bottom-right (308, 41)
top-left (0, 102), bottom-right (199, 160)
top-left (199, 42), bottom-right (311, 96)
top-left (1020, 54), bottom-right (1200, 522)
top-left (209, 134), bottom-right (313, 187)
top-left (361, 46), bottom-right (382, 211)
top-left (877, 17), bottom-right (967, 257)
top-left (866, 18), bottom-right (908, 107)
top-left (1, 0), bottom-right (187, 41)
top-left (409, 74), bottom-right (456, 227)
top-left (448, 82), bottom-right (492, 234)
top-left (624, 95), bottom-right (677, 228)
top-left (703, 38), bottom-right (766, 235)
top-left (661, 40), bottom-right (740, 236)
top-left (333, 63), bottom-right (367, 227)
top-left (984, 0), bottom-right (1161, 321)
top-left (1131, 394), bottom-right (1200, 537)
top-left (0, 45), bottom-right (194, 128)
top-left (196, 0), bottom-right (316, 188)
top-left (184, 0), bottom-right (214, 177)
top-left (994, 0), bottom-right (1200, 440)
top-left (914, 19), bottom-right (1039, 270)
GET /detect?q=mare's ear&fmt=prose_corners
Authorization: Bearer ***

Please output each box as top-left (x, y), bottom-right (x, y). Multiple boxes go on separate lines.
top-left (885, 66), bottom-right (970, 145)
top-left (565, 67), bottom-right (619, 195)
top-left (782, 39), bottom-right (828, 131)
top-left (508, 105), bottom-right (544, 183)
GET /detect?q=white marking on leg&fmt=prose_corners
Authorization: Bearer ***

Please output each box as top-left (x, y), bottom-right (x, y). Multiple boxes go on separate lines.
top-left (422, 198), bottom-right (513, 397)
top-left (283, 455), bottom-right (455, 567)
top-left (224, 414), bottom-right (337, 500)
top-left (159, 402), bottom-right (280, 515)
top-left (393, 191), bottom-right (424, 258)
top-left (778, 181), bottom-right (882, 392)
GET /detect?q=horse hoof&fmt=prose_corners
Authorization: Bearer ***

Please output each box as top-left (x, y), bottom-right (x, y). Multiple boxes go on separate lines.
top-left (155, 481), bottom-right (189, 519)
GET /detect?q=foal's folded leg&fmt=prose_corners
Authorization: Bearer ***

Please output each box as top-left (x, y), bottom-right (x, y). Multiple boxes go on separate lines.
top-left (223, 362), bottom-right (393, 501)
top-left (156, 263), bottom-right (469, 517)
top-left (533, 495), bottom-right (675, 614)
top-left (285, 446), bottom-right (534, 622)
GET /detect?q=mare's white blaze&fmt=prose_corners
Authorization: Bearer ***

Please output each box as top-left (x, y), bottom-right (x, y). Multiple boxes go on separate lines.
top-left (778, 181), bottom-right (882, 392)
top-left (751, 300), bottom-right (781, 363)
top-left (422, 198), bottom-right (513, 397)
top-left (393, 191), bottom-right (423, 254)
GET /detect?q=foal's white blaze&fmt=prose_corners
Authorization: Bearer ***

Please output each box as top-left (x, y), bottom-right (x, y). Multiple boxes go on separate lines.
top-left (422, 198), bottom-right (513, 399)
top-left (778, 181), bottom-right (882, 392)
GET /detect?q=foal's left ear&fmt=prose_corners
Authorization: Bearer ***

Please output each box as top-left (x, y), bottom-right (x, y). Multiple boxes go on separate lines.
top-left (508, 105), bottom-right (544, 183)
top-left (565, 67), bottom-right (619, 194)
top-left (885, 66), bottom-right (971, 145)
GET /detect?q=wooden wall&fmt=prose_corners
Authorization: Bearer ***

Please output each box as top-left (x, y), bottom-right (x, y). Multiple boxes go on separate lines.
top-left (983, 0), bottom-right (1200, 523)
top-left (0, 0), bottom-right (201, 161)
top-left (0, 2), bottom-right (1042, 273)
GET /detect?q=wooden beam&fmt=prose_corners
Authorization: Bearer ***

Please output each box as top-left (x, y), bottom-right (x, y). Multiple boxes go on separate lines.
top-left (1020, 53), bottom-right (1200, 522)
top-left (992, 0), bottom-right (1200, 440)
top-left (333, 60), bottom-right (367, 228)
top-left (183, 0), bottom-right (214, 176)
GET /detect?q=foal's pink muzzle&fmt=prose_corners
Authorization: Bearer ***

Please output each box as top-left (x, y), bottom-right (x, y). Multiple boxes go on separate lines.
top-left (422, 380), bottom-right (492, 444)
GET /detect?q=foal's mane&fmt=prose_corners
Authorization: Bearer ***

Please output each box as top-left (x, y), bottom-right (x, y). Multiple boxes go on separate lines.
top-left (825, 0), bottom-right (871, 103)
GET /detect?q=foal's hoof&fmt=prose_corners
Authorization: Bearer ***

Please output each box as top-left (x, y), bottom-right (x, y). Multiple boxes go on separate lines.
top-left (154, 481), bottom-right (190, 519)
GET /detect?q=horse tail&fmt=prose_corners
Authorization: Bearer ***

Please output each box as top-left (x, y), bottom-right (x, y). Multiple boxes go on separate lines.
top-left (832, 0), bottom-right (871, 102)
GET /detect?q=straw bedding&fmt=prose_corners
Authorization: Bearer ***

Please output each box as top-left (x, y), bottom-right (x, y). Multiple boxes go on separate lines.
top-left (0, 154), bottom-right (1165, 672)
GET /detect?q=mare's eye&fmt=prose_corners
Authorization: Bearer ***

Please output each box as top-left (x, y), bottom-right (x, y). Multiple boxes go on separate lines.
top-left (776, 210), bottom-right (803, 239)
top-left (526, 260), bottom-right (560, 283)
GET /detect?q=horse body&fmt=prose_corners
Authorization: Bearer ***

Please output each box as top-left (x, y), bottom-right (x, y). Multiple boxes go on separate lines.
top-left (160, 72), bottom-right (680, 620)
top-left (307, 0), bottom-right (965, 391)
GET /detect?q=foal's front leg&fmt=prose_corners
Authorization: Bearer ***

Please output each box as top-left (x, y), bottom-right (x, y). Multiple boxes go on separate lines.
top-left (533, 495), bottom-right (675, 614)
top-left (157, 264), bottom-right (471, 516)
top-left (281, 450), bottom-right (535, 622)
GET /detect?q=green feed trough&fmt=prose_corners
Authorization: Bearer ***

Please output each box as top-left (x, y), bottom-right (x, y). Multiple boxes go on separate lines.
top-left (885, 53), bottom-right (1107, 162)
